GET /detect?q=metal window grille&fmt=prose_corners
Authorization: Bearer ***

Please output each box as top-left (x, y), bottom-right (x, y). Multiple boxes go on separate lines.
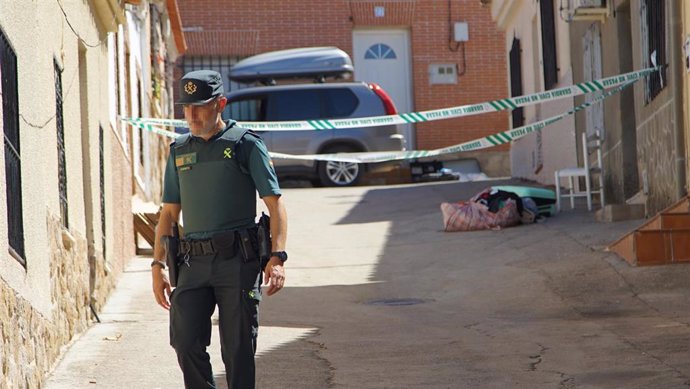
top-left (138, 81), bottom-right (144, 167)
top-left (115, 34), bottom-right (121, 119)
top-left (645, 0), bottom-right (666, 101)
top-left (179, 56), bottom-right (255, 124)
top-left (1, 28), bottom-right (25, 262)
top-left (509, 38), bottom-right (525, 128)
top-left (181, 56), bottom-right (240, 91)
top-left (540, 0), bottom-right (558, 90)
top-left (99, 125), bottom-right (106, 260)
top-left (55, 60), bottom-right (68, 228)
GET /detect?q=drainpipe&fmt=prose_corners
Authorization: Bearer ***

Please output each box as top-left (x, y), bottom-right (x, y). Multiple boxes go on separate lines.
top-left (670, 0), bottom-right (687, 198)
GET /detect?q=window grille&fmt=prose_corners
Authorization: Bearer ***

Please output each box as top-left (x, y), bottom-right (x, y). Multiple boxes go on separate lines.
top-left (540, 0), bottom-right (558, 90)
top-left (115, 33), bottom-right (121, 121)
top-left (179, 56), bottom-right (251, 126)
top-left (180, 56), bottom-right (240, 91)
top-left (509, 38), bottom-right (525, 128)
top-left (137, 81), bottom-right (144, 167)
top-left (1, 28), bottom-right (25, 263)
top-left (55, 59), bottom-right (68, 228)
top-left (99, 125), bottom-right (106, 260)
top-left (643, 0), bottom-right (666, 101)
top-left (364, 44), bottom-right (397, 59)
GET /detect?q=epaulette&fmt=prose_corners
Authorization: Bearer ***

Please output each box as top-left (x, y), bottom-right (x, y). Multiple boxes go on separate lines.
top-left (219, 125), bottom-right (251, 143)
top-left (172, 133), bottom-right (192, 149)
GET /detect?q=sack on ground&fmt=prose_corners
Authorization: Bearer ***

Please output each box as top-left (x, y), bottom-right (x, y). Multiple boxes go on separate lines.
top-left (441, 199), bottom-right (521, 232)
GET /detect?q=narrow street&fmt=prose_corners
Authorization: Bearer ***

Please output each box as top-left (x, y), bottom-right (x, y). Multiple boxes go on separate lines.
top-left (44, 179), bottom-right (690, 388)
top-left (6, 1), bottom-right (690, 388)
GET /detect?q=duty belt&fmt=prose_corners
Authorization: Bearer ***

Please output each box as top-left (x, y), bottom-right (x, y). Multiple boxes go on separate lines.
top-left (179, 239), bottom-right (216, 256)
top-left (178, 229), bottom-right (240, 257)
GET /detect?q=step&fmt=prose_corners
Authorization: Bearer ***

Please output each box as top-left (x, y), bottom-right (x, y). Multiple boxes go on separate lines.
top-left (608, 196), bottom-right (690, 266)
top-left (596, 203), bottom-right (645, 222)
top-left (634, 228), bottom-right (690, 266)
top-left (659, 212), bottom-right (690, 229)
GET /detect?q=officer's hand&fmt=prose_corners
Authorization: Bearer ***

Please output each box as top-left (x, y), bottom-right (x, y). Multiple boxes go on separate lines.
top-left (152, 267), bottom-right (172, 310)
top-left (264, 258), bottom-right (285, 296)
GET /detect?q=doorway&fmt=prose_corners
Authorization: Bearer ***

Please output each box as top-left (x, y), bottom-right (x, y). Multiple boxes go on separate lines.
top-left (352, 29), bottom-right (414, 148)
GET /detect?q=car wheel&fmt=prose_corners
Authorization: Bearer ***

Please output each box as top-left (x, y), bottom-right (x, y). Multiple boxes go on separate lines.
top-left (317, 145), bottom-right (362, 187)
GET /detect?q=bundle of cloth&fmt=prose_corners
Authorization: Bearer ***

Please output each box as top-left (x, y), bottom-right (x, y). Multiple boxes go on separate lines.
top-left (441, 187), bottom-right (536, 232)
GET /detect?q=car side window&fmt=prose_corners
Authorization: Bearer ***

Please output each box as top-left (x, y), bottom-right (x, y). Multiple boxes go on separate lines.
top-left (266, 90), bottom-right (324, 121)
top-left (223, 95), bottom-right (266, 121)
top-left (324, 88), bottom-right (359, 118)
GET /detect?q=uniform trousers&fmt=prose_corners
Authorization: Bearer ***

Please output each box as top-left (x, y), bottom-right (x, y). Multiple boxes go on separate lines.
top-left (170, 249), bottom-right (262, 389)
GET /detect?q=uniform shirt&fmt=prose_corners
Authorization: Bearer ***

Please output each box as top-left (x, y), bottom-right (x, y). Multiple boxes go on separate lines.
top-left (162, 121), bottom-right (281, 239)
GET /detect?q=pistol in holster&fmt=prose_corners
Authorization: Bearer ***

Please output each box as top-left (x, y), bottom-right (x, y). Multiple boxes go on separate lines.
top-left (256, 212), bottom-right (272, 270)
top-left (162, 223), bottom-right (181, 287)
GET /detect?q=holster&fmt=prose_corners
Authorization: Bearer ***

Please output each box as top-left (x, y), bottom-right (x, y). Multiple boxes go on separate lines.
top-left (256, 212), bottom-right (272, 270)
top-left (162, 223), bottom-right (181, 287)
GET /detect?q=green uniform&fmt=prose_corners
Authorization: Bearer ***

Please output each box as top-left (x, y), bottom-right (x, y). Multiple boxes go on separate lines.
top-left (163, 120), bottom-right (281, 238)
top-left (162, 120), bottom-right (280, 389)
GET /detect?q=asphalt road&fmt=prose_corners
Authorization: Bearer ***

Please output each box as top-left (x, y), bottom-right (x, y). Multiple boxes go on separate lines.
top-left (46, 179), bottom-right (690, 388)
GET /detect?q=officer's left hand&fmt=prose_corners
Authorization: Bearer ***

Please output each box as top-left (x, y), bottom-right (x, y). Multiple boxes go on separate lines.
top-left (264, 257), bottom-right (285, 296)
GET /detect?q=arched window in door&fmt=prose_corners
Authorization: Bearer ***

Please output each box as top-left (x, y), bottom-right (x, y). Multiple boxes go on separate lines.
top-left (364, 43), bottom-right (397, 59)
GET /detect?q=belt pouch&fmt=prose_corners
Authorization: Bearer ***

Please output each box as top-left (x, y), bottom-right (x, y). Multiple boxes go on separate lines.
top-left (237, 229), bottom-right (256, 262)
top-left (211, 231), bottom-right (237, 257)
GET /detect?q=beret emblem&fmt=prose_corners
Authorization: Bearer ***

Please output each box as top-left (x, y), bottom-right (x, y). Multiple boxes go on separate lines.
top-left (184, 81), bottom-right (197, 95)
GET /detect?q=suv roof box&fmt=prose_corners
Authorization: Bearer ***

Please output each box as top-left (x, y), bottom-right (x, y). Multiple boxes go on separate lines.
top-left (229, 47), bottom-right (354, 85)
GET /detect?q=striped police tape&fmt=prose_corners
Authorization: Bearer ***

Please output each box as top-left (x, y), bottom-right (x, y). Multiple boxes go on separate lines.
top-left (123, 66), bottom-right (658, 132)
top-left (269, 80), bottom-right (635, 163)
top-left (129, 80), bottom-right (636, 163)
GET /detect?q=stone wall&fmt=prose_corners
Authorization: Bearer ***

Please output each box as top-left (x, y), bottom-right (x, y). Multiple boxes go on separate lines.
top-left (1, 215), bottom-right (90, 388)
top-left (637, 100), bottom-right (680, 215)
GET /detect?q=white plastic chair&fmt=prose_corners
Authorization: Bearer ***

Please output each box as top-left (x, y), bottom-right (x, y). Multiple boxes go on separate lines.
top-left (554, 130), bottom-right (604, 212)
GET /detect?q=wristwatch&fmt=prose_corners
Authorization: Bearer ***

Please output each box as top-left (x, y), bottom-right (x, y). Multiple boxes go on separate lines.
top-left (270, 251), bottom-right (288, 263)
top-left (150, 259), bottom-right (166, 269)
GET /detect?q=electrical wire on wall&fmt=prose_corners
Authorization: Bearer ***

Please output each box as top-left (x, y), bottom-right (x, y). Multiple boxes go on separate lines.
top-left (56, 0), bottom-right (109, 48)
top-left (448, 0), bottom-right (467, 76)
top-left (21, 0), bottom-right (123, 129)
top-left (19, 48), bottom-right (81, 129)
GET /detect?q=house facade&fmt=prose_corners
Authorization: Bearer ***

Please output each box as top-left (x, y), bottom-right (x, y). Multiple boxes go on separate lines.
top-left (568, 0), bottom-right (684, 215)
top-left (0, 0), bottom-right (184, 386)
top-left (176, 0), bottom-right (511, 176)
top-left (491, 0), bottom-right (578, 184)
top-left (493, 0), bottom-right (687, 216)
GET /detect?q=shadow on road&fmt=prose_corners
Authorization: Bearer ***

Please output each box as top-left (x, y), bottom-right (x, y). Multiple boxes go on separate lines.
top-left (219, 178), bottom-right (690, 388)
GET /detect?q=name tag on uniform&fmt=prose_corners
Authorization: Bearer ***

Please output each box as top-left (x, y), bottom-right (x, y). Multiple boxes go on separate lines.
top-left (176, 152), bottom-right (197, 167)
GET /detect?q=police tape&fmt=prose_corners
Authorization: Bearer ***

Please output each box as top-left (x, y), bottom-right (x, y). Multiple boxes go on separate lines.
top-left (129, 80), bottom-right (635, 163)
top-left (270, 80), bottom-right (635, 163)
top-left (122, 66), bottom-right (658, 131)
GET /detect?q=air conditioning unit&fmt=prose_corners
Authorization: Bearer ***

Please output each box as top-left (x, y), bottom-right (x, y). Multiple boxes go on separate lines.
top-left (562, 0), bottom-right (610, 22)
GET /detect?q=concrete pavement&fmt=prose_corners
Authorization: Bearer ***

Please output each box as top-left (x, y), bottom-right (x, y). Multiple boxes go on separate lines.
top-left (45, 179), bottom-right (690, 388)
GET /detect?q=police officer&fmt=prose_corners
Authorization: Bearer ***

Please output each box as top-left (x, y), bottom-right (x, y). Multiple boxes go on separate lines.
top-left (151, 70), bottom-right (287, 389)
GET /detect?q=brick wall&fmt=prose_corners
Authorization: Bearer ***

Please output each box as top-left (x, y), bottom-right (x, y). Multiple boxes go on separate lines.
top-left (178, 0), bottom-right (508, 152)
top-left (409, 1), bottom-right (508, 150)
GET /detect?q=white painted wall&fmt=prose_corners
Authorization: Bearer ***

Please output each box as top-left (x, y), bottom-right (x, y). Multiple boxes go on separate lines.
top-left (0, 0), bottom-right (132, 315)
top-left (493, 1), bottom-right (578, 184)
top-left (127, 5), bottom-right (153, 197)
